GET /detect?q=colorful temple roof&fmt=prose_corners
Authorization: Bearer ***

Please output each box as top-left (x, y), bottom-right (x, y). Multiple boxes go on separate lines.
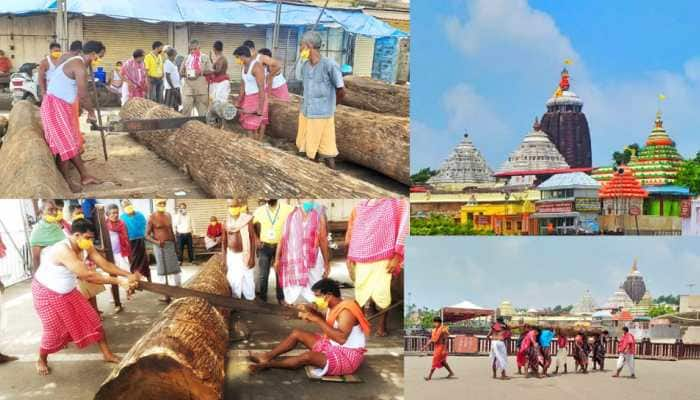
top-left (428, 133), bottom-right (496, 186)
top-left (546, 67), bottom-right (584, 107)
top-left (497, 118), bottom-right (570, 175)
top-left (593, 112), bottom-right (684, 185)
top-left (598, 165), bottom-right (649, 199)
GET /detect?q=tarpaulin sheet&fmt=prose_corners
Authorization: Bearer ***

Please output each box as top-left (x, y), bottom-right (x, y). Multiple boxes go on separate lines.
top-left (31, 0), bottom-right (407, 37)
top-left (0, 0), bottom-right (52, 15)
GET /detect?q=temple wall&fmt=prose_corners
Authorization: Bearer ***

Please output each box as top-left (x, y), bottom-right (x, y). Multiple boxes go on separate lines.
top-left (599, 215), bottom-right (681, 235)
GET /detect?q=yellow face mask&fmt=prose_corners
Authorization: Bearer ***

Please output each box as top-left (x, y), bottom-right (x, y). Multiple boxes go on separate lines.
top-left (300, 48), bottom-right (310, 61)
top-left (228, 206), bottom-right (246, 216)
top-left (51, 51), bottom-right (62, 59)
top-left (44, 214), bottom-right (60, 223)
top-left (76, 237), bottom-right (93, 250)
top-left (156, 206), bottom-right (167, 213)
top-left (235, 57), bottom-right (244, 65)
top-left (91, 57), bottom-right (101, 69)
top-left (313, 296), bottom-right (328, 311)
top-left (73, 213), bottom-right (85, 220)
top-left (124, 205), bottom-right (135, 214)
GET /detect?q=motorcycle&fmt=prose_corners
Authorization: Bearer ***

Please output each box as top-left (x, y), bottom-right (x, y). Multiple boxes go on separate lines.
top-left (10, 62), bottom-right (41, 106)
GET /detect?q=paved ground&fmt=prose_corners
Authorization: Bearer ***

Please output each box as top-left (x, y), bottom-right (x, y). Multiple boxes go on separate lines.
top-left (404, 355), bottom-right (700, 400)
top-left (0, 260), bottom-right (403, 399)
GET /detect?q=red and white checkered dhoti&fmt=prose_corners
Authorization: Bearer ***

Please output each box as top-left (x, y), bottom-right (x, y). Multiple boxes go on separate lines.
top-left (239, 92), bottom-right (269, 131)
top-left (32, 279), bottom-right (103, 355)
top-left (40, 94), bottom-right (81, 161)
top-left (312, 336), bottom-right (366, 376)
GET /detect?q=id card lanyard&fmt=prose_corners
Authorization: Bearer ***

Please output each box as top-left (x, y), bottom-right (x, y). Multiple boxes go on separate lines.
top-left (265, 204), bottom-right (280, 240)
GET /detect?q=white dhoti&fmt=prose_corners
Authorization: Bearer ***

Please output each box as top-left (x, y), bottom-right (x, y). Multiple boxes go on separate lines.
top-left (616, 353), bottom-right (635, 375)
top-left (555, 347), bottom-right (568, 369)
top-left (121, 84), bottom-right (129, 106)
top-left (490, 340), bottom-right (508, 372)
top-left (209, 80), bottom-right (231, 103)
top-left (204, 236), bottom-right (221, 250)
top-left (227, 249), bottom-right (255, 300)
top-left (113, 252), bottom-right (131, 273)
top-left (282, 249), bottom-right (325, 304)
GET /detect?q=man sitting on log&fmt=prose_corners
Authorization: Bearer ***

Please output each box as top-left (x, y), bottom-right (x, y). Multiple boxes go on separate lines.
top-left (294, 31), bottom-right (346, 169)
top-left (32, 218), bottom-right (141, 375)
top-left (39, 40), bottom-right (103, 192)
top-left (248, 278), bottom-right (370, 377)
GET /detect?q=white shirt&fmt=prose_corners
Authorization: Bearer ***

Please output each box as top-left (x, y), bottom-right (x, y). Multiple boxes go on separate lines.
top-left (174, 212), bottom-right (192, 234)
top-left (164, 59), bottom-right (181, 89)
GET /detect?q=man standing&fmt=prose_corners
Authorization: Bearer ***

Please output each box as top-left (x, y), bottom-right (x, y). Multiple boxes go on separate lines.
top-left (592, 330), bottom-right (608, 371)
top-left (144, 41), bottom-right (165, 103)
top-left (0, 234), bottom-right (18, 364)
top-left (346, 198), bottom-right (409, 337)
top-left (539, 326), bottom-right (554, 376)
top-left (163, 48), bottom-right (181, 111)
top-left (233, 46), bottom-right (268, 140)
top-left (253, 199), bottom-right (293, 303)
top-left (180, 39), bottom-right (211, 116)
top-left (40, 40), bottom-right (103, 192)
top-left (295, 31), bottom-right (345, 169)
top-left (38, 42), bottom-right (62, 98)
top-left (146, 199), bottom-right (181, 302)
top-left (174, 202), bottom-right (194, 264)
top-left (421, 317), bottom-right (454, 381)
top-left (553, 327), bottom-right (568, 374)
top-left (121, 49), bottom-right (148, 106)
top-left (613, 327), bottom-right (636, 378)
top-left (0, 50), bottom-right (12, 76)
top-left (30, 200), bottom-right (67, 274)
top-left (222, 200), bottom-right (257, 300)
top-left (487, 317), bottom-right (510, 380)
top-left (248, 279), bottom-right (369, 377)
top-left (32, 218), bottom-right (141, 375)
top-left (120, 200), bottom-right (151, 282)
top-left (208, 41), bottom-right (230, 105)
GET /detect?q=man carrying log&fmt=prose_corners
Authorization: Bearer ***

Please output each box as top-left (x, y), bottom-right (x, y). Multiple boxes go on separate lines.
top-left (222, 199), bottom-right (257, 300)
top-left (249, 278), bottom-right (369, 377)
top-left (294, 31), bottom-right (346, 169)
top-left (32, 218), bottom-right (141, 375)
top-left (39, 40), bottom-right (103, 192)
top-left (146, 199), bottom-right (182, 302)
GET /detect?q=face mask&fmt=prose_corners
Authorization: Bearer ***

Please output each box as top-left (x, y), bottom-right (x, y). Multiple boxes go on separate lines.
top-left (302, 201), bottom-right (314, 213)
top-left (91, 57), bottom-right (101, 69)
top-left (51, 51), bottom-right (62, 59)
top-left (300, 48), bottom-right (310, 61)
top-left (235, 57), bottom-right (244, 65)
top-left (77, 237), bottom-right (93, 250)
top-left (313, 296), bottom-right (329, 310)
top-left (156, 206), bottom-right (166, 213)
top-left (193, 49), bottom-right (201, 56)
top-left (73, 213), bottom-right (85, 220)
top-left (56, 211), bottom-right (64, 221)
top-left (124, 205), bottom-right (135, 214)
top-left (44, 213), bottom-right (60, 223)
top-left (229, 206), bottom-right (245, 216)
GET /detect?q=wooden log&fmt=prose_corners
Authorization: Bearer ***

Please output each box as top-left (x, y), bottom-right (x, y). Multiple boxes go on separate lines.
top-left (267, 94), bottom-right (410, 185)
top-left (0, 100), bottom-right (72, 197)
top-left (341, 76), bottom-right (409, 117)
top-left (95, 254), bottom-right (231, 400)
top-left (120, 98), bottom-right (394, 198)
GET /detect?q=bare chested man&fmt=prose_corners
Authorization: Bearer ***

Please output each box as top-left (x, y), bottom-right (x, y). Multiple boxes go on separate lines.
top-left (146, 199), bottom-right (181, 302)
top-left (487, 317), bottom-right (511, 379)
top-left (221, 199), bottom-right (257, 300)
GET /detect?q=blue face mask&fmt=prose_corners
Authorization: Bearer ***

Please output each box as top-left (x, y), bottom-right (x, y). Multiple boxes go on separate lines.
top-left (302, 202), bottom-right (314, 213)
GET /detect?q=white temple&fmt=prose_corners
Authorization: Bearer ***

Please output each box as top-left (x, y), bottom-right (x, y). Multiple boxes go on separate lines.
top-left (497, 118), bottom-right (570, 175)
top-left (428, 133), bottom-right (496, 190)
top-left (573, 289), bottom-right (597, 315)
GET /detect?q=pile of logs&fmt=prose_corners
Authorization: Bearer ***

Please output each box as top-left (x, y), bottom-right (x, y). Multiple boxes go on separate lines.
top-left (95, 255), bottom-right (231, 400)
top-left (267, 76), bottom-right (410, 185)
top-left (0, 101), bottom-right (72, 197)
top-left (120, 98), bottom-right (393, 198)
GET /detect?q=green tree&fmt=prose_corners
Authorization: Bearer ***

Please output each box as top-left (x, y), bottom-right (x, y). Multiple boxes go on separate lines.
top-left (419, 308), bottom-right (440, 329)
top-left (675, 158), bottom-right (700, 195)
top-left (612, 143), bottom-right (640, 166)
top-left (654, 294), bottom-right (680, 305)
top-left (410, 168), bottom-right (438, 184)
top-left (410, 214), bottom-right (495, 236)
top-left (649, 304), bottom-right (676, 318)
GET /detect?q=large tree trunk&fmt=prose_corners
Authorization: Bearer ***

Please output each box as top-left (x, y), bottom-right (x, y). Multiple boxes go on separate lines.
top-left (95, 255), bottom-right (231, 400)
top-left (341, 76), bottom-right (409, 117)
top-left (120, 98), bottom-right (394, 198)
top-left (0, 100), bottom-right (72, 197)
top-left (267, 94), bottom-right (410, 185)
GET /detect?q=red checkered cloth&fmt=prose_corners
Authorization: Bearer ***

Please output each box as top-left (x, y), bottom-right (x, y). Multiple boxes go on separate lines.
top-left (32, 279), bottom-right (103, 355)
top-left (312, 336), bottom-right (366, 376)
top-left (40, 94), bottom-right (81, 161)
top-left (278, 208), bottom-right (319, 288)
top-left (239, 92), bottom-right (269, 131)
top-left (347, 198), bottom-right (409, 267)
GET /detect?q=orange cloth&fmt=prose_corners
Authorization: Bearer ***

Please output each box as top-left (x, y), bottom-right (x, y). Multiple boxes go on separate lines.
top-left (325, 299), bottom-right (371, 336)
top-left (0, 57), bottom-right (12, 74)
top-left (431, 325), bottom-right (449, 368)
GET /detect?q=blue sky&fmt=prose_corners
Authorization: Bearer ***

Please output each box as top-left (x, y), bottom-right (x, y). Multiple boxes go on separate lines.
top-left (406, 237), bottom-right (700, 310)
top-left (411, 0), bottom-right (700, 173)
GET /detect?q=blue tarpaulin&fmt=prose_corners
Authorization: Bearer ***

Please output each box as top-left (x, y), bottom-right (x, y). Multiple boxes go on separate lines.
top-left (30, 0), bottom-right (407, 37)
top-left (0, 0), bottom-right (52, 15)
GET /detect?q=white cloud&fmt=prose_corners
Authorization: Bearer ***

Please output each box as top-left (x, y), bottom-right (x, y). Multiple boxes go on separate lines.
top-left (684, 57), bottom-right (700, 82)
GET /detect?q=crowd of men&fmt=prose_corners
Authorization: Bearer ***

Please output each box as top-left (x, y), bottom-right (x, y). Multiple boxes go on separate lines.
top-left (0, 197), bottom-right (407, 379)
top-left (423, 318), bottom-right (638, 381)
top-left (27, 29), bottom-right (345, 192)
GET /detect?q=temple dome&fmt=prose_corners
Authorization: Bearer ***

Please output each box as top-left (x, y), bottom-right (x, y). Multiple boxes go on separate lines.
top-left (627, 111), bottom-right (684, 186)
top-left (497, 118), bottom-right (570, 174)
top-left (546, 90), bottom-right (583, 107)
top-left (598, 165), bottom-right (649, 199)
top-left (428, 133), bottom-right (496, 186)
top-left (573, 289), bottom-right (596, 315)
top-left (606, 285), bottom-right (634, 309)
top-left (498, 300), bottom-right (515, 317)
top-left (622, 260), bottom-right (647, 304)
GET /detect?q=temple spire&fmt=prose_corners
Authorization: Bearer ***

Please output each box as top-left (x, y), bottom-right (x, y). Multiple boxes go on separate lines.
top-left (631, 258), bottom-right (638, 273)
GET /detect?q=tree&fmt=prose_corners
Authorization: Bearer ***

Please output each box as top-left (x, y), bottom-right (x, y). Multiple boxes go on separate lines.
top-left (611, 143), bottom-right (640, 166)
top-left (411, 167), bottom-right (438, 184)
top-left (675, 158), bottom-right (700, 195)
top-left (654, 294), bottom-right (680, 305)
top-left (419, 308), bottom-right (440, 329)
top-left (411, 214), bottom-right (495, 236)
top-left (649, 304), bottom-right (676, 318)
